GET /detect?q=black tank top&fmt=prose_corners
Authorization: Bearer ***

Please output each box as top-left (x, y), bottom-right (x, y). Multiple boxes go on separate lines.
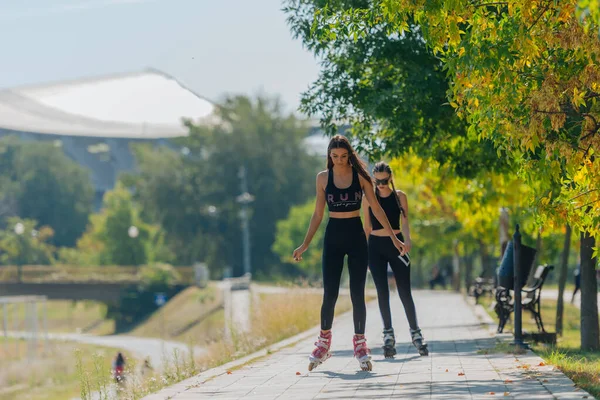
top-left (369, 190), bottom-right (403, 230)
top-left (325, 168), bottom-right (363, 212)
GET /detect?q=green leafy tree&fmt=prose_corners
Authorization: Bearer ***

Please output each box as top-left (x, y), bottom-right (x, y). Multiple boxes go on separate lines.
top-left (288, 0), bottom-right (600, 350)
top-left (0, 137), bottom-right (94, 246)
top-left (285, 1), bottom-right (507, 178)
top-left (68, 183), bottom-right (171, 266)
top-left (273, 198), bottom-right (325, 280)
top-left (130, 95), bottom-right (320, 277)
top-left (0, 217), bottom-right (55, 266)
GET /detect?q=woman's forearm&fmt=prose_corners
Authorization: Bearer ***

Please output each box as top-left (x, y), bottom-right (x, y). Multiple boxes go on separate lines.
top-left (402, 218), bottom-right (411, 241)
top-left (302, 212), bottom-right (324, 247)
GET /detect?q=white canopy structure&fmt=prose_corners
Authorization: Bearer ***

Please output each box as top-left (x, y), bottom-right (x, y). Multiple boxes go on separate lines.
top-left (0, 69), bottom-right (215, 139)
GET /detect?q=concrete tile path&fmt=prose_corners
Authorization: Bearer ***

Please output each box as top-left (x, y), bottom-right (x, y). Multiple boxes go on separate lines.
top-left (143, 291), bottom-right (594, 399)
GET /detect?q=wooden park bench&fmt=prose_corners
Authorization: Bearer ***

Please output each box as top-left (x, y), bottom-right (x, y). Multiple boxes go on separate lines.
top-left (494, 264), bottom-right (554, 339)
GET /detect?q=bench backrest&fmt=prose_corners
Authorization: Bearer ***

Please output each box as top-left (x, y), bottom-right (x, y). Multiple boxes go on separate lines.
top-left (528, 264), bottom-right (554, 291)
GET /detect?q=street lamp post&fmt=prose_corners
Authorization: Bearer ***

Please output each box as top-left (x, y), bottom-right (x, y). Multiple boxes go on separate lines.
top-left (236, 167), bottom-right (254, 278)
top-left (14, 223), bottom-right (25, 283)
top-left (128, 225), bottom-right (139, 274)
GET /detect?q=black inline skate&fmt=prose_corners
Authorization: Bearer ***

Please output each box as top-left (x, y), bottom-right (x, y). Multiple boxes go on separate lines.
top-left (382, 328), bottom-right (397, 358)
top-left (410, 328), bottom-right (429, 356)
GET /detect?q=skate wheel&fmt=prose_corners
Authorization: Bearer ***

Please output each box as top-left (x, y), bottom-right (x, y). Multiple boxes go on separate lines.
top-left (361, 361), bottom-right (373, 371)
top-left (383, 347), bottom-right (396, 358)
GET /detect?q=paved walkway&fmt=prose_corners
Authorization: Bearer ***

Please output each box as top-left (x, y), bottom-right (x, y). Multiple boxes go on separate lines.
top-left (144, 291), bottom-right (592, 400)
top-left (6, 331), bottom-right (204, 369)
top-left (544, 289), bottom-right (600, 310)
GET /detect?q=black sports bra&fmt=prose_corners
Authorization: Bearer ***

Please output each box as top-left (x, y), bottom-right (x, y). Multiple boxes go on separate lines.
top-left (370, 190), bottom-right (403, 230)
top-left (325, 168), bottom-right (363, 212)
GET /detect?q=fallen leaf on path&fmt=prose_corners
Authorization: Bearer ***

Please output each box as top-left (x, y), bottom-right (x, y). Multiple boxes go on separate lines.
top-left (538, 362), bottom-right (546, 366)
top-left (489, 392), bottom-right (495, 395)
top-left (445, 369), bottom-right (449, 372)
top-left (504, 379), bottom-right (513, 383)
top-left (504, 392), bottom-right (509, 396)
top-left (296, 372), bottom-right (301, 375)
top-left (543, 379), bottom-right (548, 383)
top-left (458, 372), bottom-right (465, 376)
top-left (226, 371), bottom-right (232, 375)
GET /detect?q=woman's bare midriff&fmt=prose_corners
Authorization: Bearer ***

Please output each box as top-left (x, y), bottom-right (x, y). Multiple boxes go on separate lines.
top-left (370, 229), bottom-right (402, 237)
top-left (329, 210), bottom-right (362, 219)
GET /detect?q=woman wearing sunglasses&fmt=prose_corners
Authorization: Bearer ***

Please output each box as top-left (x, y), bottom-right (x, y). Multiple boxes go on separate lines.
top-left (363, 161), bottom-right (428, 357)
top-left (293, 136), bottom-right (406, 372)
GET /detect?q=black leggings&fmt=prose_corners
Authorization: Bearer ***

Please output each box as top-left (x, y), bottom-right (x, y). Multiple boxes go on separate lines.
top-left (368, 233), bottom-right (419, 331)
top-left (321, 217), bottom-right (368, 334)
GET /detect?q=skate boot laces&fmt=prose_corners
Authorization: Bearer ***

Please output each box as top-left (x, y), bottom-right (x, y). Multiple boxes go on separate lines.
top-left (353, 335), bottom-right (370, 358)
top-left (411, 329), bottom-right (424, 342)
top-left (311, 333), bottom-right (331, 360)
top-left (383, 328), bottom-right (395, 344)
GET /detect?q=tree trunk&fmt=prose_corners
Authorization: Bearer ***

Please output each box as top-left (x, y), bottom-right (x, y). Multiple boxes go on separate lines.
top-left (452, 239), bottom-right (461, 292)
top-left (479, 240), bottom-right (492, 278)
top-left (556, 224), bottom-right (571, 336)
top-left (499, 207), bottom-right (510, 254)
top-left (580, 231), bottom-right (599, 351)
top-left (534, 231), bottom-right (543, 268)
top-left (464, 252), bottom-right (474, 292)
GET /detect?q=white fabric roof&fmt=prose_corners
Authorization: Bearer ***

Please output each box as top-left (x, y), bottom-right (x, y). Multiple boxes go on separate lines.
top-left (0, 69), bottom-right (216, 139)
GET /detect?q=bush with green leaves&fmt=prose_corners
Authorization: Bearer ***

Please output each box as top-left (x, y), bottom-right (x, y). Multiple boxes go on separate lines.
top-left (0, 217), bottom-right (55, 265)
top-left (272, 198), bottom-right (324, 280)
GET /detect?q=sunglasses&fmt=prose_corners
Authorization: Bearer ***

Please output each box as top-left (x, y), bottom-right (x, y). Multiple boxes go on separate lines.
top-left (375, 178), bottom-right (390, 186)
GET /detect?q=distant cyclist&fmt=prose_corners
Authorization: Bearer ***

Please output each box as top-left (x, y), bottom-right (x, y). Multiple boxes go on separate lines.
top-left (112, 352), bottom-right (126, 383)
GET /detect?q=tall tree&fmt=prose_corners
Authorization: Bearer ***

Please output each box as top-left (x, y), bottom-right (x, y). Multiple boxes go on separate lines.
top-left (580, 231), bottom-right (600, 350)
top-left (289, 0), bottom-right (600, 351)
top-left (0, 217), bottom-right (55, 267)
top-left (285, 0), bottom-right (508, 178)
top-left (556, 224), bottom-right (572, 335)
top-left (0, 137), bottom-right (94, 247)
top-left (69, 183), bottom-right (156, 266)
top-left (130, 95), bottom-right (319, 277)
top-left (273, 198), bottom-right (325, 280)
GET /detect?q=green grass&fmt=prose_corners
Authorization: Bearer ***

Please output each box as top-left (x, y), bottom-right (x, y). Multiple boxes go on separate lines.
top-left (130, 285), bottom-right (224, 344)
top-left (478, 295), bottom-right (600, 398)
top-left (76, 288), bottom-right (358, 399)
top-left (0, 338), bottom-right (133, 400)
top-left (0, 285), bottom-right (223, 339)
top-left (0, 300), bottom-right (114, 335)
top-left (476, 341), bottom-right (527, 355)
top-left (195, 289), bottom-right (355, 371)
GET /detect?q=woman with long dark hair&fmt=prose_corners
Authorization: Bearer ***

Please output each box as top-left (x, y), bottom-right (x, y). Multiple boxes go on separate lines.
top-left (293, 136), bottom-right (406, 372)
top-left (363, 161), bottom-right (428, 357)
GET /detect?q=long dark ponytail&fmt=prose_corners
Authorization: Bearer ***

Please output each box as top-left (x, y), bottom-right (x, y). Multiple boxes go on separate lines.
top-left (372, 161), bottom-right (404, 216)
top-left (327, 135), bottom-right (372, 185)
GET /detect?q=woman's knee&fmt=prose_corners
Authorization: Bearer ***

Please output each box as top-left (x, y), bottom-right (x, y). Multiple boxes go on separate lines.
top-left (349, 287), bottom-right (366, 304)
top-left (323, 288), bottom-right (340, 305)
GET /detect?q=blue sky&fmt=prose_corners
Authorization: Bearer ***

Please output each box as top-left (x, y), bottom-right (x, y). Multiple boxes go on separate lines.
top-left (0, 0), bottom-right (320, 112)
